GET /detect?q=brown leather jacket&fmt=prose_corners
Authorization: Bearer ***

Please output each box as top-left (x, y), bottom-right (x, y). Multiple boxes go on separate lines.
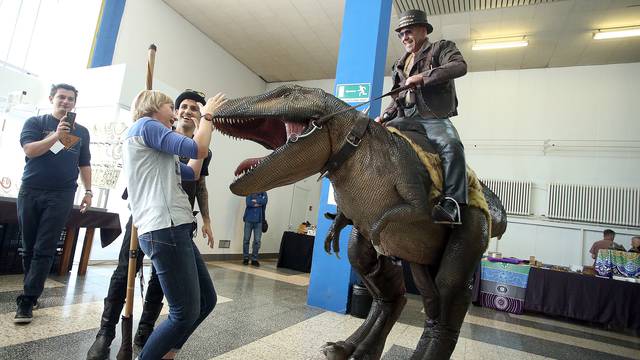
top-left (383, 39), bottom-right (467, 120)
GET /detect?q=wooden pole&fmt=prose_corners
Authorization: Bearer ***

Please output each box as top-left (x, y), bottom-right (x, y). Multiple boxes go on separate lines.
top-left (116, 44), bottom-right (156, 360)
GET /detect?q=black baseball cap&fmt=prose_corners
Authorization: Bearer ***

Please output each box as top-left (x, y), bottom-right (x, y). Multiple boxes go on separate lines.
top-left (175, 89), bottom-right (206, 109)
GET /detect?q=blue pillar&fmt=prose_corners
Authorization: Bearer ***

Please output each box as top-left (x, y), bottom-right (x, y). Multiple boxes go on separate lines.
top-left (88, 0), bottom-right (126, 68)
top-left (307, 0), bottom-right (392, 313)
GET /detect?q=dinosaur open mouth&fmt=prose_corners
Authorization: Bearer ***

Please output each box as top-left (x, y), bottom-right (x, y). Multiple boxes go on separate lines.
top-left (211, 117), bottom-right (311, 181)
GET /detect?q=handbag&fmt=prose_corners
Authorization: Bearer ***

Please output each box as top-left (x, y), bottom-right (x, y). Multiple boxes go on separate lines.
top-left (261, 204), bottom-right (268, 233)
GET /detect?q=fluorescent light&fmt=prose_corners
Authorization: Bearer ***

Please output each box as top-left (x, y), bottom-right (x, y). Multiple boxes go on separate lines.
top-left (472, 38), bottom-right (528, 51)
top-left (593, 27), bottom-right (640, 40)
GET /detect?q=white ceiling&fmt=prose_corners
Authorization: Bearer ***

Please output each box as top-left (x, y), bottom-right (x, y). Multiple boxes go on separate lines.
top-left (163, 0), bottom-right (640, 82)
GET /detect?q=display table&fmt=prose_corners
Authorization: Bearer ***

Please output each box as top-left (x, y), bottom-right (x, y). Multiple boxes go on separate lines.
top-left (277, 231), bottom-right (314, 273)
top-left (595, 249), bottom-right (640, 278)
top-left (0, 196), bottom-right (121, 276)
top-left (479, 259), bottom-right (531, 314)
top-left (524, 267), bottom-right (640, 331)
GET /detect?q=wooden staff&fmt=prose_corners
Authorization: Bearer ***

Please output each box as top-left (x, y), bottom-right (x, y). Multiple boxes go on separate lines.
top-left (116, 44), bottom-right (156, 360)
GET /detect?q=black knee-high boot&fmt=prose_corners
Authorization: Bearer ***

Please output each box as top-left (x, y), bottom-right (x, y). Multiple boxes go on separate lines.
top-left (87, 298), bottom-right (125, 360)
top-left (133, 301), bottom-right (163, 347)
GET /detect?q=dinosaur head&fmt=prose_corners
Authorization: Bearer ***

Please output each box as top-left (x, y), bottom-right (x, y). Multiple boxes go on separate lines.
top-left (213, 85), bottom-right (344, 195)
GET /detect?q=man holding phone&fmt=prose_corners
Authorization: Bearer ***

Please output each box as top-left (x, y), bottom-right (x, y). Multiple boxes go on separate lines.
top-left (14, 83), bottom-right (92, 324)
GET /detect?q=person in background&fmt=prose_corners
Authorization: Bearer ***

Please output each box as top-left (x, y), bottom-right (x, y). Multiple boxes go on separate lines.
top-left (86, 90), bottom-right (214, 359)
top-left (590, 229), bottom-right (625, 261)
top-left (15, 83), bottom-right (92, 324)
top-left (628, 236), bottom-right (640, 253)
top-left (242, 192), bottom-right (268, 267)
top-left (123, 89), bottom-right (226, 360)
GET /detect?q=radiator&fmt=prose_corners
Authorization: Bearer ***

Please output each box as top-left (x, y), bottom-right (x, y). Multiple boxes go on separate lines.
top-left (480, 178), bottom-right (532, 216)
top-left (547, 183), bottom-right (640, 227)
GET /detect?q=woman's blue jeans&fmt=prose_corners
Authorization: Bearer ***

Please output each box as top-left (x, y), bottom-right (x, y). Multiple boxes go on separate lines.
top-left (137, 223), bottom-right (217, 359)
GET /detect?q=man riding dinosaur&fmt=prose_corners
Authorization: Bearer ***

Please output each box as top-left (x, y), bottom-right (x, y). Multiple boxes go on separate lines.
top-left (376, 9), bottom-right (468, 225)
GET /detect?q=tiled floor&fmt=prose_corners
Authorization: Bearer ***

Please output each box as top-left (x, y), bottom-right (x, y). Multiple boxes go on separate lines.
top-left (0, 260), bottom-right (638, 360)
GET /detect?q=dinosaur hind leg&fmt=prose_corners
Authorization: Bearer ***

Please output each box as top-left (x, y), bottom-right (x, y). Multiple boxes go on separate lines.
top-left (321, 228), bottom-right (406, 360)
top-left (410, 206), bottom-right (489, 360)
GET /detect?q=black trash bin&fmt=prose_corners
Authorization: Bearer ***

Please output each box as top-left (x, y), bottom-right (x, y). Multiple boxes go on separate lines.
top-left (350, 284), bottom-right (373, 319)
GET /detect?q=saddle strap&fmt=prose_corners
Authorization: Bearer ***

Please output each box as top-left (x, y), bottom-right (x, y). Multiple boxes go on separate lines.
top-left (319, 115), bottom-right (370, 177)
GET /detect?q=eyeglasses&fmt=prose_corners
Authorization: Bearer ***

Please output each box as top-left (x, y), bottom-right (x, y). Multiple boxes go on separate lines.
top-left (184, 89), bottom-right (205, 98)
top-left (397, 29), bottom-right (414, 39)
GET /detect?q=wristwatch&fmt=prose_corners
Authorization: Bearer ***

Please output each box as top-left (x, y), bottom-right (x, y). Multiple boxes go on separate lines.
top-left (201, 113), bottom-right (213, 122)
top-left (85, 190), bottom-right (93, 197)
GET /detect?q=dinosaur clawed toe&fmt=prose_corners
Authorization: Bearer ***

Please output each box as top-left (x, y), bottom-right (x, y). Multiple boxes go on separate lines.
top-left (321, 341), bottom-right (355, 360)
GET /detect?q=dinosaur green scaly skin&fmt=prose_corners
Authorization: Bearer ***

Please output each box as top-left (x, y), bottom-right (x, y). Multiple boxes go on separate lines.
top-left (213, 85), bottom-right (507, 360)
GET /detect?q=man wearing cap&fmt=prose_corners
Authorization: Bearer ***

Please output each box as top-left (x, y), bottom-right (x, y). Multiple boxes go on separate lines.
top-left (377, 9), bottom-right (468, 225)
top-left (86, 90), bottom-right (214, 360)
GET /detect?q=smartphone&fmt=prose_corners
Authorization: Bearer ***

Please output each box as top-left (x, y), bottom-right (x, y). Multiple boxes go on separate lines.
top-left (66, 112), bottom-right (76, 127)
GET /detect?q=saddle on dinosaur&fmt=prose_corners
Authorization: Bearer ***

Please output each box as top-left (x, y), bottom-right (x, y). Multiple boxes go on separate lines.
top-left (211, 85), bottom-right (507, 360)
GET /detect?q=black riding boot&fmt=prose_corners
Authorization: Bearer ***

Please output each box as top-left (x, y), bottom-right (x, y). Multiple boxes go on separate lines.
top-left (87, 298), bottom-right (125, 360)
top-left (133, 301), bottom-right (163, 347)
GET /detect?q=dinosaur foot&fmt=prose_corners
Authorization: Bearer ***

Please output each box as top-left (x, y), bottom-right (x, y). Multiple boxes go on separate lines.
top-left (321, 341), bottom-right (355, 360)
top-left (321, 341), bottom-right (380, 360)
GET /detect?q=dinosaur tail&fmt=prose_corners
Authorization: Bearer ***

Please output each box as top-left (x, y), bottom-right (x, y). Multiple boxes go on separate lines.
top-left (479, 180), bottom-right (508, 239)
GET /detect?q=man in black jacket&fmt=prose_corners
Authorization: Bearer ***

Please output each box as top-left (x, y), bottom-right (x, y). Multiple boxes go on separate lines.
top-left (377, 9), bottom-right (468, 225)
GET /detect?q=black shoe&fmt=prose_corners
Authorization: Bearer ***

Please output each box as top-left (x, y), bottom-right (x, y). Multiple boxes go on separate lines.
top-left (432, 198), bottom-right (461, 225)
top-left (242, 259), bottom-right (249, 265)
top-left (250, 260), bottom-right (260, 267)
top-left (86, 333), bottom-right (114, 360)
top-left (14, 295), bottom-right (34, 324)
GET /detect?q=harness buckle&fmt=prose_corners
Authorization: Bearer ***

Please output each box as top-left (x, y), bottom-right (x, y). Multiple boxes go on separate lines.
top-left (346, 132), bottom-right (361, 147)
top-left (288, 121), bottom-right (322, 143)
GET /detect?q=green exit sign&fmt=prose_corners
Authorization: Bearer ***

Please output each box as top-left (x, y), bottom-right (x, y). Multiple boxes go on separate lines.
top-left (335, 83), bottom-right (370, 102)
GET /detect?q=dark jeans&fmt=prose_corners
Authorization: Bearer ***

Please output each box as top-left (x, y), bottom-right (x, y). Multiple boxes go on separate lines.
top-left (106, 216), bottom-right (163, 305)
top-left (417, 117), bottom-right (468, 204)
top-left (137, 223), bottom-right (217, 359)
top-left (17, 186), bottom-right (75, 300)
top-left (243, 221), bottom-right (262, 261)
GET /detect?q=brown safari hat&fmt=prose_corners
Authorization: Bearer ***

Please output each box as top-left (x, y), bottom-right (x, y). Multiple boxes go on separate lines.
top-left (395, 9), bottom-right (433, 34)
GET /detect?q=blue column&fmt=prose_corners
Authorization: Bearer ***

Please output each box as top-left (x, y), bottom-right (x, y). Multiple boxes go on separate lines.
top-left (88, 0), bottom-right (126, 68)
top-left (307, 0), bottom-right (392, 313)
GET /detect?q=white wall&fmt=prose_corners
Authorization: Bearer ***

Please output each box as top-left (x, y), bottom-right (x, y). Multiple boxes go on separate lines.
top-left (112, 0), bottom-right (266, 107)
top-left (455, 63), bottom-right (640, 267)
top-left (90, 0), bottom-right (272, 260)
top-left (267, 62), bottom-right (640, 267)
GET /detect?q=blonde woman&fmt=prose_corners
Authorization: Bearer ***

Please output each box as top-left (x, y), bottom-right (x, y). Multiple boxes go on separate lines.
top-left (123, 90), bottom-right (226, 359)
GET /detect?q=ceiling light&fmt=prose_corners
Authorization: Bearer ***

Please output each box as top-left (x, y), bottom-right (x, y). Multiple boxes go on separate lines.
top-left (472, 37), bottom-right (528, 51)
top-left (593, 26), bottom-right (640, 40)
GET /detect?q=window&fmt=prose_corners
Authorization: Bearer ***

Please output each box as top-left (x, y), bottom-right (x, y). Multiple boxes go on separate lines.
top-left (0, 0), bottom-right (102, 77)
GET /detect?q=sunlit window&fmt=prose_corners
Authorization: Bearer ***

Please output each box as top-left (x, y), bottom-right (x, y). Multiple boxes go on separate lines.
top-left (0, 0), bottom-right (102, 77)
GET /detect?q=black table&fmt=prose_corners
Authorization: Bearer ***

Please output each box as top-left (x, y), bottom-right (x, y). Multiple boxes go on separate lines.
top-left (277, 231), bottom-right (314, 273)
top-left (524, 267), bottom-right (640, 331)
top-left (0, 196), bottom-right (121, 276)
